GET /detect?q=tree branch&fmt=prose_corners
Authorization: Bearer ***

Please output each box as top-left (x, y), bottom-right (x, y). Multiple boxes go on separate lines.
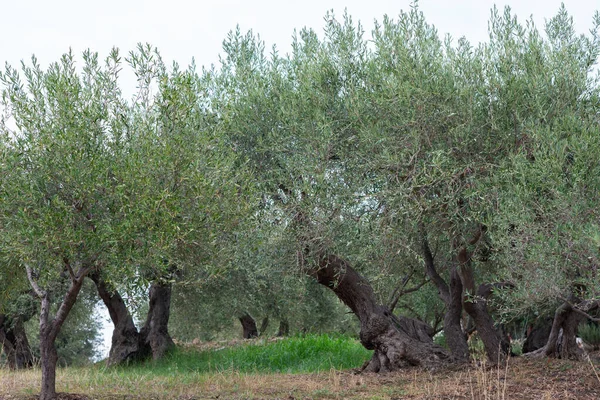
top-left (388, 274), bottom-right (428, 312)
top-left (63, 257), bottom-right (75, 282)
top-left (25, 264), bottom-right (45, 298)
top-left (421, 230), bottom-right (450, 303)
top-left (558, 297), bottom-right (600, 323)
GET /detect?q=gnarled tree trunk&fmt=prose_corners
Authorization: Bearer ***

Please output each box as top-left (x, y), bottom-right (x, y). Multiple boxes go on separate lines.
top-left (91, 274), bottom-right (174, 364)
top-left (237, 312), bottom-right (259, 339)
top-left (0, 314), bottom-right (33, 370)
top-left (309, 253), bottom-right (454, 372)
top-left (527, 301), bottom-right (584, 360)
top-left (456, 229), bottom-right (510, 364)
top-left (89, 273), bottom-right (148, 365)
top-left (421, 235), bottom-right (469, 362)
top-left (139, 281), bottom-right (175, 360)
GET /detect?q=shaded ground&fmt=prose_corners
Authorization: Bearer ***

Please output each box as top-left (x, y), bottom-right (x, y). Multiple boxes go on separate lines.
top-left (1, 355), bottom-right (599, 399)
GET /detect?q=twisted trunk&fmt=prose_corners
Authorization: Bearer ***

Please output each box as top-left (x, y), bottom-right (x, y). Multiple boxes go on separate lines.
top-left (237, 312), bottom-right (259, 339)
top-left (0, 314), bottom-right (33, 369)
top-left (309, 253), bottom-right (453, 372)
top-left (91, 275), bottom-right (174, 364)
top-left (456, 230), bottom-right (510, 364)
top-left (421, 235), bottom-right (469, 362)
top-left (527, 302), bottom-right (584, 360)
top-left (139, 282), bottom-right (175, 360)
top-left (89, 273), bottom-right (147, 365)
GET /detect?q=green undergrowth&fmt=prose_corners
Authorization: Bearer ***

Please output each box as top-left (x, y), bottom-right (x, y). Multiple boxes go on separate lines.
top-left (113, 334), bottom-right (372, 375)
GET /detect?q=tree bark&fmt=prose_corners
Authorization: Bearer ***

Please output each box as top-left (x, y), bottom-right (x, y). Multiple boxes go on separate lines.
top-left (238, 312), bottom-right (259, 339)
top-left (39, 320), bottom-right (58, 400)
top-left (0, 314), bottom-right (33, 369)
top-left (527, 302), bottom-right (584, 360)
top-left (139, 281), bottom-right (175, 360)
top-left (92, 274), bottom-right (175, 364)
top-left (27, 262), bottom-right (90, 400)
top-left (89, 273), bottom-right (148, 365)
top-left (456, 230), bottom-right (510, 364)
top-left (259, 316), bottom-right (269, 336)
top-left (421, 235), bottom-right (469, 362)
top-left (309, 253), bottom-right (454, 372)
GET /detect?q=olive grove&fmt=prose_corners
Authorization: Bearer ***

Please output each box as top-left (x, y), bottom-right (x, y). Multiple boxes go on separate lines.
top-left (1, 3), bottom-right (600, 399)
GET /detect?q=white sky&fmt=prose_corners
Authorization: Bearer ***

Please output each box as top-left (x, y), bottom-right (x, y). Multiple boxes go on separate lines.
top-left (2, 0), bottom-right (597, 81)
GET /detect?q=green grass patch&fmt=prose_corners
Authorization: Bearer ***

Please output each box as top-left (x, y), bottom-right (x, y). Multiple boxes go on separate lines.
top-left (118, 334), bottom-right (371, 375)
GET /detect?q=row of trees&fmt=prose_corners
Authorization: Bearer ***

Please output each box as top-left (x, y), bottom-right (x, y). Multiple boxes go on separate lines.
top-left (2, 4), bottom-right (600, 399)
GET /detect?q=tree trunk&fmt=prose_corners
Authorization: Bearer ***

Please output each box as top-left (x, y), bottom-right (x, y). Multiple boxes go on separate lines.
top-left (309, 253), bottom-right (454, 372)
top-left (39, 322), bottom-right (58, 400)
top-left (277, 319), bottom-right (290, 337)
top-left (89, 273), bottom-right (147, 365)
top-left (139, 282), bottom-right (175, 360)
top-left (456, 231), bottom-right (510, 364)
top-left (0, 314), bottom-right (33, 369)
top-left (238, 312), bottom-right (259, 339)
top-left (444, 269), bottom-right (469, 361)
top-left (92, 274), bottom-right (175, 364)
top-left (26, 262), bottom-right (90, 400)
top-left (259, 316), bottom-right (269, 336)
top-left (528, 302), bottom-right (584, 360)
top-left (421, 235), bottom-right (469, 362)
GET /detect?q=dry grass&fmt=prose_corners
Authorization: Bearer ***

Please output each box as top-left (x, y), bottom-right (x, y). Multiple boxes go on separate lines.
top-left (1, 357), bottom-right (600, 399)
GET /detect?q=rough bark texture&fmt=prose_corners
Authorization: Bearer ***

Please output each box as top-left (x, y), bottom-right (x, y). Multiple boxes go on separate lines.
top-left (39, 325), bottom-right (58, 400)
top-left (456, 230), bottom-right (510, 364)
top-left (238, 312), bottom-right (259, 339)
top-left (421, 236), bottom-right (469, 362)
top-left (89, 273), bottom-right (147, 365)
top-left (527, 302), bottom-right (584, 360)
top-left (91, 274), bottom-right (175, 364)
top-left (139, 282), bottom-right (175, 360)
top-left (309, 253), bottom-right (453, 372)
top-left (0, 314), bottom-right (33, 369)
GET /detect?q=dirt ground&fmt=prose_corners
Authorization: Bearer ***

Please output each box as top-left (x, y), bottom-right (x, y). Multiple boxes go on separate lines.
top-left (1, 356), bottom-right (599, 399)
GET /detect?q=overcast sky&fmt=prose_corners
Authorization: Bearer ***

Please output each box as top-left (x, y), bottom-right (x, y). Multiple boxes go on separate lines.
top-left (2, 1), bottom-right (597, 80)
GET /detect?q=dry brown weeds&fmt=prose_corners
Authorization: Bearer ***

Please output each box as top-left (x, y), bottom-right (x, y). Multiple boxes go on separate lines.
top-left (1, 357), bottom-right (599, 399)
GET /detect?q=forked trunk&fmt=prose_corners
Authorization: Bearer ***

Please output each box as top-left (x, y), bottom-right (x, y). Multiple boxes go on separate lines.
top-left (421, 235), bottom-right (469, 362)
top-left (90, 273), bottom-right (147, 365)
top-left (27, 262), bottom-right (90, 400)
top-left (92, 274), bottom-right (175, 364)
top-left (456, 232), bottom-right (510, 364)
top-left (443, 269), bottom-right (469, 361)
top-left (528, 302), bottom-right (584, 360)
top-left (310, 254), bottom-right (453, 372)
top-left (0, 314), bottom-right (33, 369)
top-left (139, 281), bottom-right (175, 360)
top-left (238, 312), bottom-right (259, 339)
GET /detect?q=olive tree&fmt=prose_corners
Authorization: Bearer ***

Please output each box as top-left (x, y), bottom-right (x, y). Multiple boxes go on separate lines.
top-left (0, 45), bottom-right (246, 398)
top-left (489, 6), bottom-right (600, 360)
